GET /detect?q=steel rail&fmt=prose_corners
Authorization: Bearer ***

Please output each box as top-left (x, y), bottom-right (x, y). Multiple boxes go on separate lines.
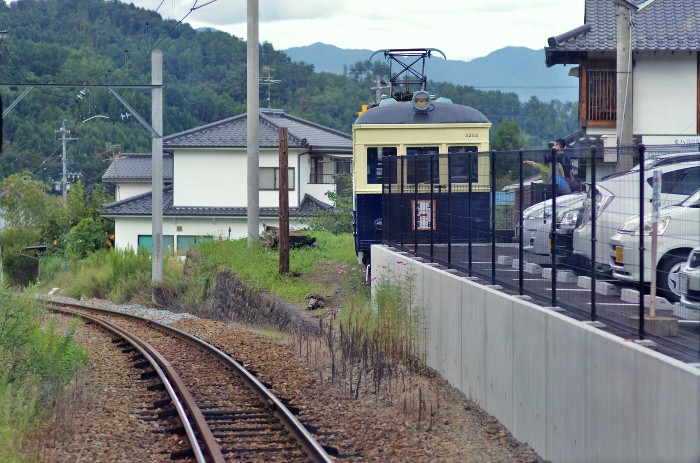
top-left (53, 306), bottom-right (225, 463)
top-left (44, 299), bottom-right (334, 463)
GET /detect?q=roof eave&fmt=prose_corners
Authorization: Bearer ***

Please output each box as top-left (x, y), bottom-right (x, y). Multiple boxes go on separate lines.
top-left (545, 48), bottom-right (589, 67)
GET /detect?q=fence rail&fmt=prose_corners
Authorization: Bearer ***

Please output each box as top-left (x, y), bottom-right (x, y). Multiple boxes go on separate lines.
top-left (380, 144), bottom-right (700, 361)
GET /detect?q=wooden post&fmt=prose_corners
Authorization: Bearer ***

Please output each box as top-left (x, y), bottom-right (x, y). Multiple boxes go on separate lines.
top-left (278, 127), bottom-right (289, 274)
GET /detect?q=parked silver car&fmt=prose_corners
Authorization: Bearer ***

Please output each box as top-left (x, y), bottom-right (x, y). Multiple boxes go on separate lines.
top-left (521, 193), bottom-right (586, 255)
top-left (676, 246), bottom-right (700, 320)
top-left (573, 159), bottom-right (700, 273)
top-left (609, 188), bottom-right (700, 302)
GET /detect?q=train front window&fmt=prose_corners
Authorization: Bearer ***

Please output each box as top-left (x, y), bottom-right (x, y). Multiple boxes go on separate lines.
top-left (406, 146), bottom-right (439, 184)
top-left (448, 146), bottom-right (479, 183)
top-left (366, 146), bottom-right (397, 184)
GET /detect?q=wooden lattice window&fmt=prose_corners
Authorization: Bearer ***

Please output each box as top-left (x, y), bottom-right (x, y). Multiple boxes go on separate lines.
top-left (581, 63), bottom-right (616, 126)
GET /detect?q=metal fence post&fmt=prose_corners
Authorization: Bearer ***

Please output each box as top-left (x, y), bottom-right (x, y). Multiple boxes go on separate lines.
top-left (518, 149), bottom-right (524, 295)
top-left (550, 148), bottom-right (558, 307)
top-left (491, 150), bottom-right (496, 284)
top-left (400, 156), bottom-right (405, 251)
top-left (468, 151), bottom-right (473, 276)
top-left (430, 154), bottom-right (434, 261)
top-left (590, 147), bottom-right (598, 321)
top-left (414, 155), bottom-right (418, 256)
top-left (448, 152), bottom-right (453, 269)
top-left (638, 144), bottom-right (646, 338)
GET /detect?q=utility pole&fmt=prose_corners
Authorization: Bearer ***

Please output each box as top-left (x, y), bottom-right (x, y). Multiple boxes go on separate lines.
top-left (278, 127), bottom-right (289, 274)
top-left (615, 0), bottom-right (659, 172)
top-left (371, 76), bottom-right (389, 105)
top-left (55, 120), bottom-right (77, 202)
top-left (151, 49), bottom-right (163, 283)
top-left (247, 0), bottom-right (260, 244)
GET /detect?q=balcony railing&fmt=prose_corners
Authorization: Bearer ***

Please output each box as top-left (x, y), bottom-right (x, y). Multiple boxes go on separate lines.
top-left (309, 173), bottom-right (337, 184)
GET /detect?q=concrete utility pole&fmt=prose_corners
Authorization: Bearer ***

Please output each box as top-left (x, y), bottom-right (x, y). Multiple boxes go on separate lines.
top-left (56, 120), bottom-right (77, 202)
top-left (151, 49), bottom-right (163, 283)
top-left (247, 0), bottom-right (260, 244)
top-left (615, 3), bottom-right (634, 171)
top-left (615, 0), bottom-right (659, 172)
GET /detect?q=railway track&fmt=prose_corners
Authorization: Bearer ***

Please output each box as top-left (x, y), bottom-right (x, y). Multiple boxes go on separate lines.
top-left (45, 299), bottom-right (335, 463)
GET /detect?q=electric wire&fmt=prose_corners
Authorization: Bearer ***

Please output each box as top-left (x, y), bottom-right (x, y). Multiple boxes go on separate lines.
top-left (2, 42), bottom-right (71, 101)
top-left (150, 0), bottom-right (219, 51)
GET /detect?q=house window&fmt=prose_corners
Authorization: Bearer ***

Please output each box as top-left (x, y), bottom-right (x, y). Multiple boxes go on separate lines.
top-left (367, 146), bottom-right (397, 184)
top-left (309, 158), bottom-right (331, 184)
top-left (176, 235), bottom-right (214, 255)
top-left (582, 63), bottom-right (616, 125)
top-left (406, 146), bottom-right (439, 185)
top-left (137, 235), bottom-right (174, 253)
top-left (259, 167), bottom-right (295, 190)
top-left (336, 160), bottom-right (351, 175)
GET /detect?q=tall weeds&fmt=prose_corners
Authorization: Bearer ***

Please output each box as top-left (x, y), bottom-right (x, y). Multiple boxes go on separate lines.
top-left (305, 262), bottom-right (431, 422)
top-left (0, 286), bottom-right (87, 461)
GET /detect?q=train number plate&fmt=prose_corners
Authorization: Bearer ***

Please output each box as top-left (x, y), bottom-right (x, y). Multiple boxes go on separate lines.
top-left (615, 246), bottom-right (624, 263)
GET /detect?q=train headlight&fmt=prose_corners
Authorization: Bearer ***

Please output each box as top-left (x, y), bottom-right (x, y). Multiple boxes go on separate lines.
top-left (374, 218), bottom-right (383, 231)
top-left (412, 91), bottom-right (431, 113)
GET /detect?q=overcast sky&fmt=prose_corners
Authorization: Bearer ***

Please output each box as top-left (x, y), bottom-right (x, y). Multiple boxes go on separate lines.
top-left (126, 0), bottom-right (585, 62)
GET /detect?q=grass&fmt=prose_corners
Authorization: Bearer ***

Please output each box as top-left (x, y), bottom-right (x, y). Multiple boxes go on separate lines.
top-left (34, 248), bottom-right (184, 305)
top-left (191, 231), bottom-right (365, 305)
top-left (0, 286), bottom-right (87, 461)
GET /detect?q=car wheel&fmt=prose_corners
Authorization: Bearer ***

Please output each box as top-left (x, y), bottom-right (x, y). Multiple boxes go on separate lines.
top-left (657, 254), bottom-right (686, 303)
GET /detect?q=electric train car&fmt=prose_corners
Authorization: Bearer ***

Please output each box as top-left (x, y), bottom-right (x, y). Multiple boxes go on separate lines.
top-left (351, 49), bottom-right (491, 264)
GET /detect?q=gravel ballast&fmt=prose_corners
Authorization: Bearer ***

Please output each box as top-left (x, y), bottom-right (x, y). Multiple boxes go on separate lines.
top-left (40, 295), bottom-right (541, 462)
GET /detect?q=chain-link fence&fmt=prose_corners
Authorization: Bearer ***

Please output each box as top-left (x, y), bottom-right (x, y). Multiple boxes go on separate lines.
top-left (380, 145), bottom-right (700, 361)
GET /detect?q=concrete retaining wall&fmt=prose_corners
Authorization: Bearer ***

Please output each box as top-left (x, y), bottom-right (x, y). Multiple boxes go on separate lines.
top-left (372, 245), bottom-right (700, 463)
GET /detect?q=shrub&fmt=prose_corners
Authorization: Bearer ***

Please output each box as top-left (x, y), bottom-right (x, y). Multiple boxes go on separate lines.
top-left (0, 227), bottom-right (41, 287)
top-left (0, 287), bottom-right (87, 459)
top-left (301, 174), bottom-right (353, 235)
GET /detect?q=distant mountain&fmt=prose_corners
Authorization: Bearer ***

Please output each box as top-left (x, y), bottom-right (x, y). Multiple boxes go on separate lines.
top-left (283, 43), bottom-right (577, 103)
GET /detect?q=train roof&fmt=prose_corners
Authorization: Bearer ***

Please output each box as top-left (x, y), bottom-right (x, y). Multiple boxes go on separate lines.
top-left (354, 101), bottom-right (490, 125)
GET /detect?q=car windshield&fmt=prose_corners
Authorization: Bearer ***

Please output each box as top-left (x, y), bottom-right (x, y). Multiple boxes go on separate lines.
top-left (602, 153), bottom-right (700, 180)
top-left (680, 188), bottom-right (700, 207)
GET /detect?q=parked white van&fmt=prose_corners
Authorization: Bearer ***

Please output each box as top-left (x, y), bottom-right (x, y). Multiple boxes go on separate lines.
top-left (572, 159), bottom-right (700, 273)
top-left (677, 246), bottom-right (700, 320)
top-left (521, 193), bottom-right (586, 255)
top-left (609, 188), bottom-right (700, 302)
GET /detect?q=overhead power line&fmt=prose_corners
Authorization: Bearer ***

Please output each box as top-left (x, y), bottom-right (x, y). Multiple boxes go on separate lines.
top-left (150, 0), bottom-right (219, 51)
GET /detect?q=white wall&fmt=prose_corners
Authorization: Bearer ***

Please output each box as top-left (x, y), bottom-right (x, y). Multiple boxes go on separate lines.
top-left (112, 215), bottom-right (306, 252)
top-left (634, 52), bottom-right (698, 135)
top-left (173, 148), bottom-right (306, 208)
top-left (115, 182), bottom-right (151, 201)
top-left (173, 148), bottom-right (246, 208)
top-left (372, 245), bottom-right (700, 463)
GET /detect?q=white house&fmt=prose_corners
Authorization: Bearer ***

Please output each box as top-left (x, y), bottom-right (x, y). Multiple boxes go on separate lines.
top-left (102, 153), bottom-right (173, 201)
top-left (100, 108), bottom-right (352, 254)
top-left (545, 0), bottom-right (699, 176)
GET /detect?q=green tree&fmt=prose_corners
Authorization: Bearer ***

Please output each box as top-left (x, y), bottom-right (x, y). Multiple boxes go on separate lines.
top-left (301, 175), bottom-right (353, 235)
top-left (491, 118), bottom-right (525, 151)
top-left (0, 171), bottom-right (56, 228)
top-left (0, 227), bottom-right (41, 286)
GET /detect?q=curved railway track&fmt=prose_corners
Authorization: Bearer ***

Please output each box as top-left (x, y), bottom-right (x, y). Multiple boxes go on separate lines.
top-left (45, 299), bottom-right (335, 463)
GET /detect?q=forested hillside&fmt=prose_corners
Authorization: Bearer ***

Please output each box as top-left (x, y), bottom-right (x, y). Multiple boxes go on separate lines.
top-left (0, 0), bottom-right (578, 189)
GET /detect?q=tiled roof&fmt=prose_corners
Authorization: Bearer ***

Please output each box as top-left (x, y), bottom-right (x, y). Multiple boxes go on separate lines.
top-left (163, 108), bottom-right (352, 153)
top-left (99, 185), bottom-right (331, 218)
top-left (546, 0), bottom-right (699, 65)
top-left (102, 153), bottom-right (173, 182)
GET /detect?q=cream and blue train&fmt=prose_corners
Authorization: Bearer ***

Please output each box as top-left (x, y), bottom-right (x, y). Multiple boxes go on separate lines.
top-left (351, 49), bottom-right (492, 264)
